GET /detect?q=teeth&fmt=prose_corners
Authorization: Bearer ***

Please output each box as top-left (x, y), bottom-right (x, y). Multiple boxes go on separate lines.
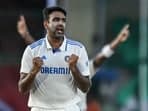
top-left (57, 29), bottom-right (63, 32)
top-left (58, 30), bottom-right (62, 32)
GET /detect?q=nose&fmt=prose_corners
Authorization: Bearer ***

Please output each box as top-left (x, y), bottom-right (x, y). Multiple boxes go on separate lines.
top-left (58, 20), bottom-right (65, 25)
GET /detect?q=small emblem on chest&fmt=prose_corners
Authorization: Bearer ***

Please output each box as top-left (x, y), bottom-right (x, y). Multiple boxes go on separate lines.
top-left (64, 55), bottom-right (70, 62)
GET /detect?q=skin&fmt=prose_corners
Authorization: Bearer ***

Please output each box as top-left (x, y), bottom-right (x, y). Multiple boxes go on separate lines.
top-left (18, 57), bottom-right (43, 94)
top-left (18, 11), bottom-right (91, 94)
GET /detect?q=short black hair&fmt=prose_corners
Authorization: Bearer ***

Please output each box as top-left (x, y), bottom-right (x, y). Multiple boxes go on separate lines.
top-left (43, 6), bottom-right (67, 20)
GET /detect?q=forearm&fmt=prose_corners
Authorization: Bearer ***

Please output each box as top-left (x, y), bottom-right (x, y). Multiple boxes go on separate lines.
top-left (22, 32), bottom-right (35, 44)
top-left (110, 39), bottom-right (120, 50)
top-left (94, 35), bottom-right (122, 67)
top-left (70, 65), bottom-right (91, 93)
top-left (18, 70), bottom-right (38, 94)
top-left (93, 54), bottom-right (107, 69)
top-left (93, 44), bottom-right (114, 69)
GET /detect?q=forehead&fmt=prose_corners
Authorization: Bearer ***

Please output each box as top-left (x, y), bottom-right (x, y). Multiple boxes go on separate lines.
top-left (49, 11), bottom-right (66, 18)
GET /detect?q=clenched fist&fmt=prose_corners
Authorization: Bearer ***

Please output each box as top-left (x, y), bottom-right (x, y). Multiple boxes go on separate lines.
top-left (32, 57), bottom-right (43, 74)
top-left (67, 54), bottom-right (79, 67)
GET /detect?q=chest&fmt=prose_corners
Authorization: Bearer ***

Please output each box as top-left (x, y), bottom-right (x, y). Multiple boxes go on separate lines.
top-left (39, 50), bottom-right (73, 67)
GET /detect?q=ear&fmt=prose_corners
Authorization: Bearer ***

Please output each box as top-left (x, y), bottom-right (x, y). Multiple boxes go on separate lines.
top-left (43, 20), bottom-right (48, 29)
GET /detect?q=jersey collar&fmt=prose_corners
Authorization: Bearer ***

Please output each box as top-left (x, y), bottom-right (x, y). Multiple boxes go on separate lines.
top-left (45, 35), bottom-right (67, 51)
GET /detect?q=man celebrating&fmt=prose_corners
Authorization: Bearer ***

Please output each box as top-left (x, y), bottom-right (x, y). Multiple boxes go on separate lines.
top-left (18, 6), bottom-right (91, 111)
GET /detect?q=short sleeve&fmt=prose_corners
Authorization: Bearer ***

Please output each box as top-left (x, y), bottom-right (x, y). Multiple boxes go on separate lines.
top-left (20, 46), bottom-right (33, 73)
top-left (77, 46), bottom-right (90, 76)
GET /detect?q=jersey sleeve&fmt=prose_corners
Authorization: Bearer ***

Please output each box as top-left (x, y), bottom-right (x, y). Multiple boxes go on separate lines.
top-left (20, 46), bottom-right (33, 74)
top-left (77, 46), bottom-right (90, 76)
top-left (89, 60), bottom-right (95, 78)
top-left (89, 60), bottom-right (101, 78)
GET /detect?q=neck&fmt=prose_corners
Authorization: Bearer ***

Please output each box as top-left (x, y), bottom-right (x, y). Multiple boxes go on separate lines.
top-left (48, 35), bottom-right (64, 49)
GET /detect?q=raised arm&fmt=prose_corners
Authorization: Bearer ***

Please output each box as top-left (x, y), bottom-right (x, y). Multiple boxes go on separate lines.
top-left (91, 24), bottom-right (130, 75)
top-left (110, 24), bottom-right (129, 50)
top-left (17, 15), bottom-right (35, 44)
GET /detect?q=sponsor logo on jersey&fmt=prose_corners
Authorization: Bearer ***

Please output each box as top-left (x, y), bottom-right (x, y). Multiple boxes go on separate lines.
top-left (41, 66), bottom-right (70, 74)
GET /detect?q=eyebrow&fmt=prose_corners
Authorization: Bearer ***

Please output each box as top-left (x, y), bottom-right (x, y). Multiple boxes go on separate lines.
top-left (52, 17), bottom-right (66, 21)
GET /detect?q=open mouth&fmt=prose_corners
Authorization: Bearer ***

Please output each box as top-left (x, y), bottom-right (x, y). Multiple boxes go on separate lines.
top-left (56, 28), bottom-right (64, 34)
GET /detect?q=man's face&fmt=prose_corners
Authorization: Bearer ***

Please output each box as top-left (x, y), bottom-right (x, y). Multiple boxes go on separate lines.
top-left (45, 11), bottom-right (66, 38)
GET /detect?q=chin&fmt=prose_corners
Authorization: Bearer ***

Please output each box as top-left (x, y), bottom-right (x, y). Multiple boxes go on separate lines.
top-left (55, 34), bottom-right (64, 38)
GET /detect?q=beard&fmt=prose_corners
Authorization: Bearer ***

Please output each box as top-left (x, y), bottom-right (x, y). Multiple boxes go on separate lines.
top-left (54, 29), bottom-right (65, 38)
top-left (48, 25), bottom-right (65, 39)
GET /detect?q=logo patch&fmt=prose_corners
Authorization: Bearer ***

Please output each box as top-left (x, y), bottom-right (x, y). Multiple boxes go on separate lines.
top-left (65, 55), bottom-right (70, 62)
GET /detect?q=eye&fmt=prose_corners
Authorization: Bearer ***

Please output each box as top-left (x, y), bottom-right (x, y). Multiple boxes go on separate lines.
top-left (52, 17), bottom-right (66, 23)
top-left (62, 18), bottom-right (66, 23)
top-left (53, 17), bottom-right (60, 22)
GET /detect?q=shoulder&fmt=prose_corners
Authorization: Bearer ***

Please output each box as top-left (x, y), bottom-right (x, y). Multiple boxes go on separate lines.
top-left (29, 38), bottom-right (45, 49)
top-left (66, 38), bottom-right (84, 48)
